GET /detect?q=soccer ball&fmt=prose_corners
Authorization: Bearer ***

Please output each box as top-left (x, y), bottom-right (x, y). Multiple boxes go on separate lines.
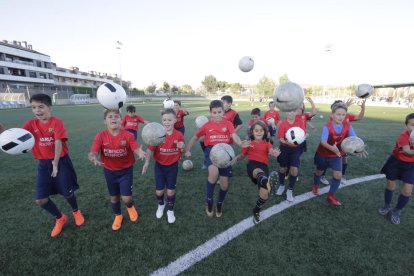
top-left (209, 143), bottom-right (235, 168)
top-left (410, 131), bottom-right (414, 145)
top-left (182, 160), bottom-right (194, 171)
top-left (267, 118), bottom-right (275, 125)
top-left (141, 122), bottom-right (166, 146)
top-left (285, 127), bottom-right (305, 145)
top-left (163, 99), bottom-right (175, 109)
top-left (239, 56), bottom-right (254, 72)
top-left (97, 82), bottom-right (127, 109)
top-left (355, 84), bottom-right (373, 98)
top-left (195, 115), bottom-right (209, 128)
top-left (0, 128), bottom-right (35, 155)
top-left (273, 82), bottom-right (304, 112)
top-left (341, 136), bottom-right (366, 155)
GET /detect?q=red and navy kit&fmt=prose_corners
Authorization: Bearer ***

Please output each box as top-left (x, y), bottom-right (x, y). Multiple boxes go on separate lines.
top-left (248, 118), bottom-right (268, 127)
top-left (174, 110), bottom-right (188, 129)
top-left (392, 131), bottom-right (414, 162)
top-left (91, 129), bottom-right (140, 171)
top-left (241, 140), bottom-right (273, 165)
top-left (277, 117), bottom-right (306, 148)
top-left (196, 120), bottom-right (235, 146)
top-left (147, 129), bottom-right (184, 165)
top-left (316, 122), bottom-right (350, 157)
top-left (264, 110), bottom-right (280, 125)
top-left (121, 115), bottom-right (145, 132)
top-left (296, 112), bottom-right (314, 131)
top-left (23, 116), bottom-right (69, 159)
top-left (329, 113), bottom-right (357, 123)
top-left (223, 109), bottom-right (242, 128)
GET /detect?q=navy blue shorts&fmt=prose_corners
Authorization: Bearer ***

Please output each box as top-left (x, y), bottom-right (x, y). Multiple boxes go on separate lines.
top-left (314, 153), bottom-right (342, 172)
top-left (103, 166), bottom-right (133, 196)
top-left (126, 129), bottom-right (137, 140)
top-left (381, 155), bottom-right (414, 184)
top-left (302, 141), bottom-right (307, 153)
top-left (154, 161), bottom-right (178, 190)
top-left (175, 127), bottom-right (185, 135)
top-left (204, 146), bottom-right (233, 177)
top-left (277, 145), bottom-right (302, 168)
top-left (35, 155), bottom-right (79, 200)
top-left (268, 126), bottom-right (276, 137)
top-left (247, 160), bottom-right (268, 185)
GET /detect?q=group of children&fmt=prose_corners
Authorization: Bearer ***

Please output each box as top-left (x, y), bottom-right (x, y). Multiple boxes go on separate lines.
top-left (2, 92), bottom-right (413, 238)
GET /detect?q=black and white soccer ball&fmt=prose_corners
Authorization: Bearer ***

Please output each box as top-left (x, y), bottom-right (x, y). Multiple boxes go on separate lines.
top-left (141, 122), bottom-right (166, 146)
top-left (209, 143), bottom-right (235, 168)
top-left (341, 136), bottom-right (366, 155)
top-left (0, 128), bottom-right (34, 155)
top-left (97, 82), bottom-right (127, 109)
top-left (195, 116), bottom-right (209, 128)
top-left (182, 160), bottom-right (194, 171)
top-left (273, 82), bottom-right (304, 112)
top-left (355, 84), bottom-right (373, 99)
top-left (285, 127), bottom-right (306, 145)
top-left (239, 56), bottom-right (254, 72)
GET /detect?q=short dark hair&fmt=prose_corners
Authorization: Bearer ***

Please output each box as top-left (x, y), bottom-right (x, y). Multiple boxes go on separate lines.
top-left (210, 100), bottom-right (224, 111)
top-left (126, 105), bottom-right (136, 112)
top-left (104, 109), bottom-right (121, 119)
top-left (249, 121), bottom-right (269, 142)
top-left (161, 108), bottom-right (176, 117)
top-left (330, 100), bottom-right (344, 110)
top-left (221, 95), bottom-right (233, 104)
top-left (173, 100), bottom-right (181, 106)
top-left (331, 102), bottom-right (348, 113)
top-left (405, 113), bottom-right (414, 125)
top-left (30, 94), bottom-right (52, 106)
top-left (268, 101), bottom-right (275, 106)
top-left (251, 108), bottom-right (261, 116)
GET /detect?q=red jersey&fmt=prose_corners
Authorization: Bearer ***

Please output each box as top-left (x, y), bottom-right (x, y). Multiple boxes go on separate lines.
top-left (329, 113), bottom-right (357, 123)
top-left (264, 110), bottom-right (280, 125)
top-left (91, 129), bottom-right (139, 171)
top-left (148, 129), bottom-right (184, 165)
top-left (196, 120), bottom-right (235, 146)
top-left (174, 110), bottom-right (188, 129)
top-left (22, 116), bottom-right (69, 160)
top-left (223, 109), bottom-right (239, 127)
top-left (392, 131), bottom-right (414, 162)
top-left (241, 140), bottom-right (273, 165)
top-left (277, 117), bottom-right (306, 147)
top-left (248, 117), bottom-right (267, 127)
top-left (296, 113), bottom-right (313, 131)
top-left (316, 122), bottom-right (350, 157)
top-left (121, 115), bottom-right (145, 132)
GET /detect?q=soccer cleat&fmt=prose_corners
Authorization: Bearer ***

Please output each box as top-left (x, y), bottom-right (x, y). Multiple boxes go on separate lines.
top-left (216, 205), bottom-right (223, 218)
top-left (205, 205), bottom-right (213, 218)
top-left (327, 194), bottom-right (342, 206)
top-left (312, 185), bottom-right (320, 196)
top-left (340, 177), bottom-right (347, 185)
top-left (51, 213), bottom-right (68, 238)
top-left (112, 214), bottom-right (123, 231)
top-left (253, 210), bottom-right (260, 224)
top-left (268, 171), bottom-right (278, 194)
top-left (286, 189), bottom-right (295, 202)
top-left (276, 185), bottom-right (285, 196)
top-left (127, 205), bottom-right (138, 222)
top-left (320, 176), bottom-right (329, 185)
top-left (391, 209), bottom-right (401, 225)
top-left (167, 210), bottom-right (176, 224)
top-left (72, 210), bottom-right (85, 226)
top-left (378, 205), bottom-right (392, 216)
top-left (156, 204), bottom-right (166, 219)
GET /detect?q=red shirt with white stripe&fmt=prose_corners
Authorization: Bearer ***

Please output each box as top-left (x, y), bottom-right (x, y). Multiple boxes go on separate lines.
top-left (147, 129), bottom-right (184, 165)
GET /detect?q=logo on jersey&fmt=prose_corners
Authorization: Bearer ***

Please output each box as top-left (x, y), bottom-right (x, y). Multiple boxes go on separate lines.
top-left (48, 128), bottom-right (54, 133)
top-left (121, 140), bottom-right (126, 146)
top-left (222, 127), bottom-right (227, 132)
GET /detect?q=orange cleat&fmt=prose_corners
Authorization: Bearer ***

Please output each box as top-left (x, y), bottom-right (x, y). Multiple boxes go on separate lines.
top-left (312, 185), bottom-right (320, 196)
top-left (327, 194), bottom-right (342, 206)
top-left (72, 210), bottom-right (85, 226)
top-left (112, 214), bottom-right (123, 231)
top-left (127, 205), bottom-right (138, 222)
top-left (51, 213), bottom-right (68, 238)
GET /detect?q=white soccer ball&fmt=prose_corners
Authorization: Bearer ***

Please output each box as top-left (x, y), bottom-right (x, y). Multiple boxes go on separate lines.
top-left (97, 82), bottom-right (127, 109)
top-left (182, 159), bottom-right (194, 171)
top-left (285, 127), bottom-right (306, 145)
top-left (355, 84), bottom-right (373, 98)
top-left (209, 143), bottom-right (235, 168)
top-left (163, 99), bottom-right (175, 109)
top-left (410, 131), bottom-right (414, 145)
top-left (0, 128), bottom-right (35, 155)
top-left (273, 82), bottom-right (305, 112)
top-left (341, 136), bottom-right (366, 155)
top-left (267, 118), bottom-right (275, 125)
top-left (195, 115), bottom-right (209, 128)
top-left (239, 56), bottom-right (254, 72)
top-left (141, 122), bottom-right (166, 146)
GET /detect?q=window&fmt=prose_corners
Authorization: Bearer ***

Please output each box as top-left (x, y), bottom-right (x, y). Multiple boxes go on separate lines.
top-left (39, 73), bottom-right (47, 79)
top-left (29, 71), bottom-right (37, 78)
top-left (0, 68), bottom-right (4, 74)
top-left (36, 61), bottom-right (42, 67)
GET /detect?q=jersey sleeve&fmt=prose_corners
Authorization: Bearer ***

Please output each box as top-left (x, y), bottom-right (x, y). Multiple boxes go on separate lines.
top-left (53, 119), bottom-right (68, 141)
top-left (348, 114), bottom-right (358, 121)
top-left (195, 124), bottom-right (206, 137)
top-left (348, 126), bottom-right (356, 137)
top-left (90, 133), bottom-right (102, 153)
top-left (321, 126), bottom-right (329, 142)
top-left (397, 133), bottom-right (410, 148)
top-left (137, 115), bottom-right (145, 124)
top-left (22, 120), bottom-right (32, 132)
top-left (277, 122), bottom-right (286, 138)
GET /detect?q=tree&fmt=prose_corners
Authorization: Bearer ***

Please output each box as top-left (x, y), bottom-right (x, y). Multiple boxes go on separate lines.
top-left (145, 83), bottom-right (156, 94)
top-left (171, 85), bottom-right (179, 95)
top-left (162, 82), bottom-right (170, 93)
top-left (279, 73), bottom-right (290, 84)
top-left (229, 83), bottom-right (243, 94)
top-left (202, 75), bottom-right (218, 93)
top-left (255, 76), bottom-right (276, 97)
top-left (217, 81), bottom-right (229, 91)
top-left (179, 84), bottom-right (193, 94)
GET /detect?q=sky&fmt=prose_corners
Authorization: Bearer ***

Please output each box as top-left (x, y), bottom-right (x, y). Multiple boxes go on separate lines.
top-left (2, 0), bottom-right (414, 89)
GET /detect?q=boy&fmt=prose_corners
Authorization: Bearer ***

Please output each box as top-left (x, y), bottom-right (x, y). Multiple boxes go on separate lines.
top-left (378, 113), bottom-right (414, 224)
top-left (296, 97), bottom-right (317, 153)
top-left (185, 100), bottom-right (249, 217)
top-left (264, 101), bottom-right (280, 143)
top-left (88, 109), bottom-right (146, 231)
top-left (221, 95), bottom-right (243, 133)
top-left (173, 100), bottom-right (189, 135)
top-left (142, 108), bottom-right (185, 223)
top-left (22, 94), bottom-right (84, 238)
top-left (247, 108), bottom-right (268, 139)
top-left (121, 105), bottom-right (149, 140)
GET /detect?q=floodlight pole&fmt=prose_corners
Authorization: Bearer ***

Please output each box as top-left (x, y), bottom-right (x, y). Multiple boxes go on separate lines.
top-left (116, 41), bottom-right (123, 88)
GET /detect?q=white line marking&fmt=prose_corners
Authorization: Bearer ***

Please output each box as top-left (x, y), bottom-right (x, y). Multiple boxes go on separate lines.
top-left (151, 174), bottom-right (385, 276)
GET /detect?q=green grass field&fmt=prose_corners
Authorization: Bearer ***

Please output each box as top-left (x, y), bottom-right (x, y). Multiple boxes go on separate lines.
top-left (0, 100), bottom-right (413, 275)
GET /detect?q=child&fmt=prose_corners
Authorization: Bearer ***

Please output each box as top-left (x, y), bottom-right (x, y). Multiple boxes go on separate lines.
top-left (185, 100), bottom-right (249, 217)
top-left (296, 97), bottom-right (317, 153)
top-left (121, 105), bottom-right (149, 140)
top-left (233, 121), bottom-right (280, 224)
top-left (275, 110), bottom-right (307, 202)
top-left (88, 109), bottom-right (146, 231)
top-left (246, 108), bottom-right (268, 139)
top-left (173, 100), bottom-right (189, 135)
top-left (142, 108), bottom-right (185, 223)
top-left (312, 102), bottom-right (362, 206)
top-left (221, 95), bottom-right (243, 133)
top-left (264, 101), bottom-right (281, 144)
top-left (378, 113), bottom-right (414, 224)
top-left (22, 94), bottom-right (84, 238)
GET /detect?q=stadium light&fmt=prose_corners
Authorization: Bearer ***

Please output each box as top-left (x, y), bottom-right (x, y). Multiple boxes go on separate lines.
top-left (116, 41), bottom-right (123, 88)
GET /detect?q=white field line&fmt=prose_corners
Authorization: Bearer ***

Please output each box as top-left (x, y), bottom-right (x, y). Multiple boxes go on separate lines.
top-left (151, 174), bottom-right (385, 276)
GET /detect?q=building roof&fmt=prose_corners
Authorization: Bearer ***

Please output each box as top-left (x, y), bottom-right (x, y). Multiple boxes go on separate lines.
top-left (0, 41), bottom-right (50, 57)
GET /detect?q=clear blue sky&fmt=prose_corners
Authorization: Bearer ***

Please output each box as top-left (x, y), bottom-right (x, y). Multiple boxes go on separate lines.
top-left (2, 0), bottom-right (414, 89)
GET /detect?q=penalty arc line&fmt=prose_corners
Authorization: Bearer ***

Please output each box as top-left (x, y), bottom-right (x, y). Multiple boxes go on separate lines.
top-left (151, 174), bottom-right (385, 276)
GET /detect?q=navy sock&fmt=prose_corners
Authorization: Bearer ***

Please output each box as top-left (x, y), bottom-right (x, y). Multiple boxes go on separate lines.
top-left (200, 141), bottom-right (206, 151)
top-left (314, 174), bottom-right (321, 186)
top-left (257, 172), bottom-right (268, 187)
top-left (65, 193), bottom-right (79, 212)
top-left (288, 175), bottom-right (297, 190)
top-left (278, 172), bottom-right (285, 185)
top-left (206, 180), bottom-right (215, 212)
top-left (167, 194), bottom-right (176, 211)
top-left (111, 201), bottom-right (121, 215)
top-left (40, 199), bottom-right (62, 219)
top-left (396, 194), bottom-right (411, 210)
top-left (217, 188), bottom-right (228, 208)
top-left (329, 178), bottom-right (341, 194)
top-left (384, 189), bottom-right (393, 206)
top-left (125, 200), bottom-right (134, 208)
top-left (342, 164), bottom-right (348, 176)
top-left (253, 197), bottom-right (267, 213)
top-left (156, 194), bottom-right (164, 205)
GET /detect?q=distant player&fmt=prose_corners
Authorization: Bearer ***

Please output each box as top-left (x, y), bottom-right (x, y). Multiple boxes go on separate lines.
top-left (264, 101), bottom-right (281, 144)
top-left (173, 100), bottom-right (189, 135)
top-left (296, 97), bottom-right (317, 153)
top-left (221, 95), bottom-right (243, 133)
top-left (185, 100), bottom-right (250, 217)
top-left (246, 108), bottom-right (268, 139)
top-left (121, 105), bottom-right (149, 140)
top-left (88, 109), bottom-right (146, 231)
top-left (142, 108), bottom-right (185, 224)
top-left (22, 94), bottom-right (85, 237)
top-left (378, 113), bottom-right (414, 224)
